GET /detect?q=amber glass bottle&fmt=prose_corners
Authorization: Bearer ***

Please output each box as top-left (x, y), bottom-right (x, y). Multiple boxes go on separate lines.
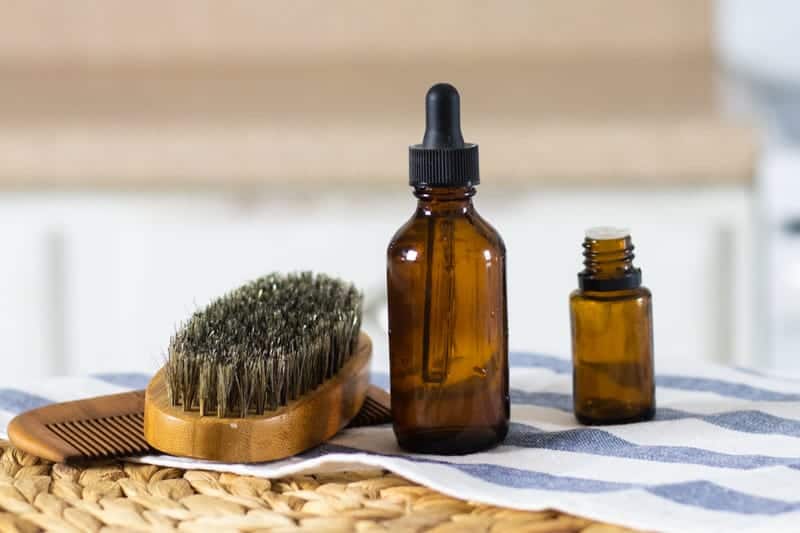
top-left (569, 228), bottom-right (655, 425)
top-left (387, 83), bottom-right (509, 454)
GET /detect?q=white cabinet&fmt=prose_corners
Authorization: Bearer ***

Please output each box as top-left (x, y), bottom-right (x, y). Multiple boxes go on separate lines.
top-left (0, 186), bottom-right (755, 378)
top-left (0, 223), bottom-right (59, 377)
top-left (62, 193), bottom-right (401, 374)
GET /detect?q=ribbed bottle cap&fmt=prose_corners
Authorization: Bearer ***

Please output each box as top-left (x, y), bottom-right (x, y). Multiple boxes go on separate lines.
top-left (409, 83), bottom-right (480, 187)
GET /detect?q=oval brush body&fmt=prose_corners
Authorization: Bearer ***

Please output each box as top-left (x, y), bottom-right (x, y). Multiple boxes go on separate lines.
top-left (144, 272), bottom-right (371, 463)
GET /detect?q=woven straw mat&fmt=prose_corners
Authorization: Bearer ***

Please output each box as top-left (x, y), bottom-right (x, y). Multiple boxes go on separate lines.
top-left (0, 439), bottom-right (638, 532)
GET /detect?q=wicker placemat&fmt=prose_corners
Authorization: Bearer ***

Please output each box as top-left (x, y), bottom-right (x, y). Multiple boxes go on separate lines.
top-left (0, 440), bottom-right (637, 532)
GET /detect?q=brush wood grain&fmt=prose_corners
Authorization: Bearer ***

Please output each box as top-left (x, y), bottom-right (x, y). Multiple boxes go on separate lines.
top-left (144, 331), bottom-right (373, 462)
top-left (7, 390), bottom-right (148, 463)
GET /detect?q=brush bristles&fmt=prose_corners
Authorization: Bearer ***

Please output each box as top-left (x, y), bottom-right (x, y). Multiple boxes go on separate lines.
top-left (165, 272), bottom-right (363, 418)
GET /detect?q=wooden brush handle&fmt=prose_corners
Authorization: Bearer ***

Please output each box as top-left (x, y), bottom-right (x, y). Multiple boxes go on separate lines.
top-left (144, 332), bottom-right (373, 463)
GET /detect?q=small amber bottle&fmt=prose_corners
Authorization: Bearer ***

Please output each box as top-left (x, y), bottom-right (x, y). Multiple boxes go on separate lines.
top-left (569, 227), bottom-right (655, 425)
top-left (386, 83), bottom-right (509, 454)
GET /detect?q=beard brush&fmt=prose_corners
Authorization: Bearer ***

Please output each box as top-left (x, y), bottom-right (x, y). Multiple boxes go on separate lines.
top-left (8, 272), bottom-right (390, 464)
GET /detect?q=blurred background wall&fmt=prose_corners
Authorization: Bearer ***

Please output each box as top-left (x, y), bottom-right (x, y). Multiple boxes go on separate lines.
top-left (0, 0), bottom-right (781, 377)
top-left (717, 0), bottom-right (800, 372)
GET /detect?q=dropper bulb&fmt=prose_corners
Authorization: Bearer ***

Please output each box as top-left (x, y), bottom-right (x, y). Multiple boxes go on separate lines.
top-left (409, 82), bottom-right (479, 187)
top-left (422, 83), bottom-right (465, 148)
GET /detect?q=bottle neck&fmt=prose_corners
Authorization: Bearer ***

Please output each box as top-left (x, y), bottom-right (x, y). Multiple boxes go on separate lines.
top-left (578, 236), bottom-right (642, 291)
top-left (413, 186), bottom-right (475, 215)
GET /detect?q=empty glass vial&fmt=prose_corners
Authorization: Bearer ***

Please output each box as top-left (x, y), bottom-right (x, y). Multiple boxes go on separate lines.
top-left (386, 83), bottom-right (509, 454)
top-left (569, 227), bottom-right (655, 425)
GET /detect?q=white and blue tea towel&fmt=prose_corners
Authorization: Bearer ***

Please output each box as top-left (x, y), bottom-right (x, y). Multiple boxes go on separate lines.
top-left (2, 353), bottom-right (800, 533)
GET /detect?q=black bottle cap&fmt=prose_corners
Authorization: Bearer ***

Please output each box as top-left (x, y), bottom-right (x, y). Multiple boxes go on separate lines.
top-left (409, 83), bottom-right (480, 187)
top-left (578, 270), bottom-right (642, 291)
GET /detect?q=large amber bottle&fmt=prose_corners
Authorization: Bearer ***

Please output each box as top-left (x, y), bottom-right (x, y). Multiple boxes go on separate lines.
top-left (569, 228), bottom-right (655, 425)
top-left (387, 83), bottom-right (509, 454)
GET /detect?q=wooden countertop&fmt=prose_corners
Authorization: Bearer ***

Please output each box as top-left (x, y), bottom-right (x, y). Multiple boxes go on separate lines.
top-left (0, 62), bottom-right (758, 189)
top-left (0, 1), bottom-right (759, 189)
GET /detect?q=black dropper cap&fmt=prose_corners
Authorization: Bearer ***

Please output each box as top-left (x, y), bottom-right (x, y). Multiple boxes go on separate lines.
top-left (409, 83), bottom-right (479, 187)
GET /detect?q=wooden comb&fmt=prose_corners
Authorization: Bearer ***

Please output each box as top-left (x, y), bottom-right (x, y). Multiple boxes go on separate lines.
top-left (8, 370), bottom-right (390, 464)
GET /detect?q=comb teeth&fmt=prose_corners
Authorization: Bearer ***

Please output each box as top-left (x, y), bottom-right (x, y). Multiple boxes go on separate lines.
top-left (46, 413), bottom-right (151, 459)
top-left (347, 390), bottom-right (392, 428)
top-left (347, 397), bottom-right (392, 428)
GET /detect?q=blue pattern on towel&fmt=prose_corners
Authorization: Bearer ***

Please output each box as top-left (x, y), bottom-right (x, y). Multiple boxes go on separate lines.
top-left (4, 352), bottom-right (800, 531)
top-left (511, 389), bottom-right (800, 437)
top-left (307, 443), bottom-right (800, 515)
top-left (0, 390), bottom-right (51, 413)
top-left (93, 373), bottom-right (151, 389)
top-left (511, 352), bottom-right (800, 401)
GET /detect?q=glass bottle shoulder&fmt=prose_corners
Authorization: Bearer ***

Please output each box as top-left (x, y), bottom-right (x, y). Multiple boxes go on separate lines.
top-left (387, 213), bottom-right (422, 250)
top-left (387, 205), bottom-right (505, 259)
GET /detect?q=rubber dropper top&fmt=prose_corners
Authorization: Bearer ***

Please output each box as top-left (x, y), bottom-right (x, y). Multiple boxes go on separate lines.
top-left (409, 82), bottom-right (479, 187)
top-left (422, 83), bottom-right (465, 148)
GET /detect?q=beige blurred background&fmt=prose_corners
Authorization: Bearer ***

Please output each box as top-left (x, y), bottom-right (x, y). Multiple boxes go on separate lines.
top-left (0, 0), bottom-right (754, 186)
top-left (0, 1), bottom-right (777, 378)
